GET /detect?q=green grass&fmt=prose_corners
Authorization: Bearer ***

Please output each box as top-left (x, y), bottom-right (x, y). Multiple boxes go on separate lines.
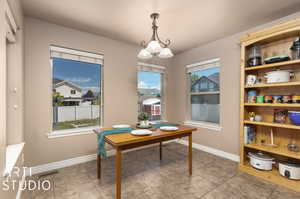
top-left (53, 118), bottom-right (100, 131)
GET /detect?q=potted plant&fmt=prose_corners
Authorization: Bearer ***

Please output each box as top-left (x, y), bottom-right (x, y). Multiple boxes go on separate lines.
top-left (138, 112), bottom-right (150, 127)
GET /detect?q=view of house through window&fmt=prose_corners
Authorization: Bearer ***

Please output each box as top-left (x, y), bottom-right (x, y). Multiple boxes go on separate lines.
top-left (138, 71), bottom-right (163, 121)
top-left (188, 63), bottom-right (220, 124)
top-left (51, 47), bottom-right (102, 131)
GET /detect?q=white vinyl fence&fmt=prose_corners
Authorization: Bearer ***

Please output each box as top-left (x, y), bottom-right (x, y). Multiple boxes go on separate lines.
top-left (53, 105), bottom-right (100, 122)
top-left (191, 104), bottom-right (219, 123)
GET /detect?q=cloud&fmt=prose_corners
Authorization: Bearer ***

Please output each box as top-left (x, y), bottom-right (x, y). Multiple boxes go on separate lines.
top-left (66, 77), bottom-right (91, 83)
top-left (138, 81), bottom-right (160, 90)
top-left (138, 81), bottom-right (149, 89)
top-left (82, 86), bottom-right (100, 93)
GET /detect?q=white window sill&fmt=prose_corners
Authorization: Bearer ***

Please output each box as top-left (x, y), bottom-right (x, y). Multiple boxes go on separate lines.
top-left (184, 121), bottom-right (221, 131)
top-left (48, 126), bottom-right (101, 139)
top-left (3, 142), bottom-right (25, 177)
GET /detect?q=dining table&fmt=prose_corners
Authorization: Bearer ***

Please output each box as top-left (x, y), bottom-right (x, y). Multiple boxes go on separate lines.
top-left (94, 125), bottom-right (197, 199)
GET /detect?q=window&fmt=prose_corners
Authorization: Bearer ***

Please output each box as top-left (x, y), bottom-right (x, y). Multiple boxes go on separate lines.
top-left (137, 63), bottom-right (165, 121)
top-left (50, 46), bottom-right (103, 133)
top-left (187, 59), bottom-right (220, 124)
top-left (70, 89), bottom-right (76, 95)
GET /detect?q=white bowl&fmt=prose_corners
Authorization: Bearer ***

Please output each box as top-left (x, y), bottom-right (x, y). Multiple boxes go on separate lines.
top-left (160, 126), bottom-right (179, 131)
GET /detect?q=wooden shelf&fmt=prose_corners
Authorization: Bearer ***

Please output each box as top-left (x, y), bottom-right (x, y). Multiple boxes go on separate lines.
top-left (239, 163), bottom-right (300, 192)
top-left (244, 103), bottom-right (300, 108)
top-left (244, 120), bottom-right (300, 130)
top-left (240, 18), bottom-right (300, 193)
top-left (245, 59), bottom-right (300, 71)
top-left (245, 81), bottom-right (300, 88)
top-left (244, 143), bottom-right (300, 160)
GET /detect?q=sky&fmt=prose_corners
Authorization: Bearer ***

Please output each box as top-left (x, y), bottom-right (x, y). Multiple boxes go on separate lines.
top-left (138, 71), bottom-right (161, 90)
top-left (191, 67), bottom-right (219, 78)
top-left (53, 58), bottom-right (101, 94)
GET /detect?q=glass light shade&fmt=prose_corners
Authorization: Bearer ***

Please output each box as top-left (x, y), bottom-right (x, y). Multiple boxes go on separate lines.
top-left (137, 48), bottom-right (152, 59)
top-left (146, 40), bottom-right (162, 54)
top-left (158, 47), bottom-right (174, 58)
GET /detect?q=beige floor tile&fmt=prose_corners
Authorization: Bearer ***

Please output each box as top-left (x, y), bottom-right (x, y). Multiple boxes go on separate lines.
top-left (21, 143), bottom-right (300, 199)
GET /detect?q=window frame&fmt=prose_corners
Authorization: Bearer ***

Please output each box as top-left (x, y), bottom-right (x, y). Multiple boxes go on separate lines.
top-left (185, 58), bottom-right (221, 131)
top-left (49, 46), bottom-right (104, 138)
top-left (137, 63), bottom-right (166, 123)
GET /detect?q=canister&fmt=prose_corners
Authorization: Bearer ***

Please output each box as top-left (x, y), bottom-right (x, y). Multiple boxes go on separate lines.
top-left (256, 96), bottom-right (264, 103)
top-left (273, 96), bottom-right (283, 103)
top-left (264, 95), bottom-right (273, 103)
top-left (282, 95), bottom-right (292, 103)
top-left (247, 90), bottom-right (257, 103)
top-left (292, 95), bottom-right (300, 103)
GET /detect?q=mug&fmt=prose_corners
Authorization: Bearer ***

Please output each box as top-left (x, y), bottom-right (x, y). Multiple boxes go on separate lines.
top-left (246, 75), bottom-right (257, 86)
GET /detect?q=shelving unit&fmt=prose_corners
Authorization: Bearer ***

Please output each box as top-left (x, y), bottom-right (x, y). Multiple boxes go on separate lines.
top-left (244, 103), bottom-right (300, 108)
top-left (244, 120), bottom-right (300, 130)
top-left (245, 81), bottom-right (300, 88)
top-left (245, 59), bottom-right (300, 71)
top-left (245, 144), bottom-right (300, 160)
top-left (240, 18), bottom-right (300, 192)
top-left (239, 163), bottom-right (300, 192)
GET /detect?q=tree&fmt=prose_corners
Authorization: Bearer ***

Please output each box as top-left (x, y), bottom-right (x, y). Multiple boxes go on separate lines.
top-left (191, 74), bottom-right (200, 84)
top-left (53, 91), bottom-right (64, 106)
top-left (83, 90), bottom-right (95, 98)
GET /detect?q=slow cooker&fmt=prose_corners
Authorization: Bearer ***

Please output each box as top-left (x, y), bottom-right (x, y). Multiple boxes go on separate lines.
top-left (279, 162), bottom-right (300, 180)
top-left (248, 152), bottom-right (275, 171)
top-left (264, 70), bottom-right (293, 84)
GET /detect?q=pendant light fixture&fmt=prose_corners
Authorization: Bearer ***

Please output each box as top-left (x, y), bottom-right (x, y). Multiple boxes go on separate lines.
top-left (138, 13), bottom-right (174, 59)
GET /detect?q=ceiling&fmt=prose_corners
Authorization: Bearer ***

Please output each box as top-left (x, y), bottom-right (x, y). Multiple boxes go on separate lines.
top-left (22, 0), bottom-right (300, 53)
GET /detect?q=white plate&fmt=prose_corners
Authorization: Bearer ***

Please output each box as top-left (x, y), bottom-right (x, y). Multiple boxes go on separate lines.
top-left (112, 124), bottom-right (131, 129)
top-left (131, 129), bottom-right (153, 136)
top-left (160, 126), bottom-right (179, 131)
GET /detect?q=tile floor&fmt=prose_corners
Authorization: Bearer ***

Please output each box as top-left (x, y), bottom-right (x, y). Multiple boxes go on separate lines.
top-left (22, 143), bottom-right (300, 199)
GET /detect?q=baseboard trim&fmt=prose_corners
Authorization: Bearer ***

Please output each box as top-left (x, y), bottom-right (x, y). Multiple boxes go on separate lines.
top-left (26, 140), bottom-right (239, 176)
top-left (25, 141), bottom-right (174, 176)
top-left (176, 139), bottom-right (240, 162)
top-left (16, 173), bottom-right (26, 199)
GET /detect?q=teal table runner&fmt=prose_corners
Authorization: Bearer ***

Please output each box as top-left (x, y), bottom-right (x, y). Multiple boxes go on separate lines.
top-left (97, 128), bottom-right (133, 158)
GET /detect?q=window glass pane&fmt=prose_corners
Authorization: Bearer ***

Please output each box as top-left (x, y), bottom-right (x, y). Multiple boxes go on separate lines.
top-left (191, 94), bottom-right (220, 123)
top-left (52, 57), bottom-right (101, 131)
top-left (190, 67), bottom-right (219, 92)
top-left (138, 71), bottom-right (162, 121)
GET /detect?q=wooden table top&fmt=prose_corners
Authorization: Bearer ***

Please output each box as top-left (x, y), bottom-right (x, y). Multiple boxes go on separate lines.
top-left (97, 125), bottom-right (197, 147)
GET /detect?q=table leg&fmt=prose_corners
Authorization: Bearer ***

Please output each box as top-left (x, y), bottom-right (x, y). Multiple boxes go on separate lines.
top-left (159, 142), bottom-right (162, 161)
top-left (97, 154), bottom-right (101, 179)
top-left (116, 149), bottom-right (122, 199)
top-left (188, 134), bottom-right (192, 175)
